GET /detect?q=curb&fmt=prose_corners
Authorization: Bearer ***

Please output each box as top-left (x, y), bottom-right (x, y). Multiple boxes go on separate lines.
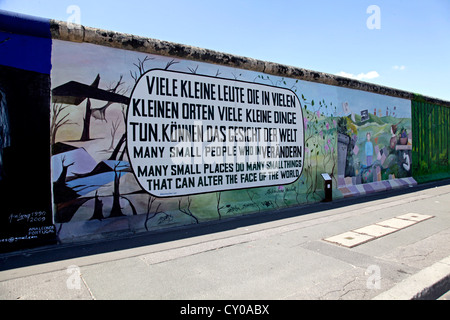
top-left (372, 256), bottom-right (450, 300)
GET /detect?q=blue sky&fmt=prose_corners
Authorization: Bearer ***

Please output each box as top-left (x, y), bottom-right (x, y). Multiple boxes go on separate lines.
top-left (1, 0), bottom-right (449, 101)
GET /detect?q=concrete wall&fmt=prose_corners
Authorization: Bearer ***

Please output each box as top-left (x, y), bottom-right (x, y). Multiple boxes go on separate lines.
top-left (0, 10), bottom-right (448, 252)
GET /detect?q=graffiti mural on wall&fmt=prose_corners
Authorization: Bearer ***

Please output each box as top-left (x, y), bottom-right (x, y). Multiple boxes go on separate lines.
top-left (336, 102), bottom-right (412, 185)
top-left (289, 79), bottom-right (412, 197)
top-left (127, 69), bottom-right (304, 197)
top-left (50, 40), bottom-right (412, 241)
top-left (334, 101), bottom-right (412, 199)
top-left (0, 29), bottom-right (55, 251)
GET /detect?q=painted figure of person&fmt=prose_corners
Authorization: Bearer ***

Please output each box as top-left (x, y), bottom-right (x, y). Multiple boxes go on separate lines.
top-left (365, 132), bottom-right (373, 166)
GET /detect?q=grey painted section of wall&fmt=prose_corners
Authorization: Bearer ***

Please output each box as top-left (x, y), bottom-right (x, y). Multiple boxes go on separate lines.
top-left (49, 19), bottom-right (449, 108)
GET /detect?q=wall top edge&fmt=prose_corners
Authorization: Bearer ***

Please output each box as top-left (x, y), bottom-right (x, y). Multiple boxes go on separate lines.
top-left (0, 9), bottom-right (51, 38)
top-left (0, 10), bottom-right (448, 107)
top-left (48, 19), bottom-right (450, 108)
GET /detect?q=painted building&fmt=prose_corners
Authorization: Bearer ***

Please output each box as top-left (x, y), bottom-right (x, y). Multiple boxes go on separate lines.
top-left (0, 10), bottom-right (448, 252)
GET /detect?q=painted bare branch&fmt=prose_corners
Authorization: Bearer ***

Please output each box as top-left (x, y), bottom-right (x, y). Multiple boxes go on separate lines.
top-left (178, 197), bottom-right (198, 223)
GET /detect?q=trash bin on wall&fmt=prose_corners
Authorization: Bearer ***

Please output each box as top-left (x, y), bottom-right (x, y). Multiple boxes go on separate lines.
top-left (321, 173), bottom-right (332, 202)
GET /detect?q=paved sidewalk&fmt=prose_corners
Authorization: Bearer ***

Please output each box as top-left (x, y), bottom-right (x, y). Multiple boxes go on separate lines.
top-left (1, 180), bottom-right (450, 301)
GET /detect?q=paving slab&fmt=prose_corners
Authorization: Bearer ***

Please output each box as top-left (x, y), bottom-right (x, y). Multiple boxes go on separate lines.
top-left (353, 224), bottom-right (398, 237)
top-left (0, 267), bottom-right (93, 300)
top-left (377, 218), bottom-right (418, 229)
top-left (323, 231), bottom-right (374, 248)
top-left (396, 213), bottom-right (434, 222)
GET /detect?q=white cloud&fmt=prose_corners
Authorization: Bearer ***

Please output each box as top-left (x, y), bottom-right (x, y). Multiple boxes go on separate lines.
top-left (393, 65), bottom-right (406, 71)
top-left (336, 71), bottom-right (380, 81)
